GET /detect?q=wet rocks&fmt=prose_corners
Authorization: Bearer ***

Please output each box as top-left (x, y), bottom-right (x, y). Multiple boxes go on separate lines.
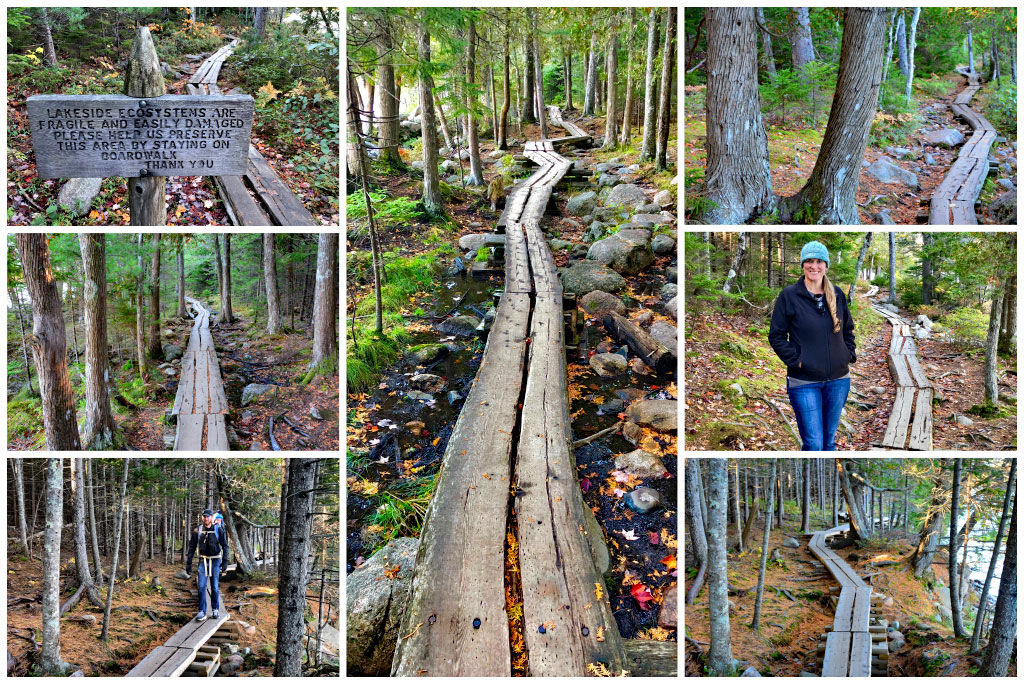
top-left (989, 191), bottom-right (1017, 224)
top-left (436, 315), bottom-right (481, 337)
top-left (347, 538), bottom-right (419, 676)
top-left (590, 353), bottom-right (628, 377)
top-left (447, 390), bottom-right (463, 405)
top-left (241, 383), bottom-right (277, 407)
top-left (458, 233), bottom-right (506, 252)
top-left (621, 421), bottom-right (642, 445)
top-left (865, 158), bottom-right (920, 189)
top-left (651, 234), bottom-right (676, 255)
top-left (649, 320), bottom-right (678, 350)
top-left (633, 309), bottom-right (655, 326)
top-left (604, 183), bottom-right (648, 210)
top-left (922, 128), bottom-right (965, 148)
top-left (614, 449), bottom-right (668, 479)
top-left (567, 190), bottom-right (598, 217)
top-left (409, 373), bottom-right (445, 393)
top-left (587, 229), bottom-right (654, 275)
top-left (580, 290), bottom-right (626, 316)
top-left (658, 583), bottom-right (677, 629)
top-left (661, 282), bottom-right (678, 299)
top-left (559, 261), bottom-right (627, 295)
top-left (405, 344), bottom-right (448, 366)
top-left (629, 357), bottom-right (651, 375)
top-left (162, 343), bottom-right (183, 361)
top-left (599, 398), bottom-right (624, 413)
top-left (405, 390), bottom-right (434, 403)
top-left (625, 487), bottom-right (662, 514)
top-left (405, 421), bottom-right (426, 436)
top-left (625, 400), bottom-right (677, 432)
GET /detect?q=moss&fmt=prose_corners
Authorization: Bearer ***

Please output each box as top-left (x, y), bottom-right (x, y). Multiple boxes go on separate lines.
top-left (301, 355), bottom-right (338, 385)
top-left (968, 401), bottom-right (1012, 419)
top-left (712, 355), bottom-right (737, 372)
top-left (719, 339), bottom-right (753, 360)
top-left (706, 422), bottom-right (753, 449)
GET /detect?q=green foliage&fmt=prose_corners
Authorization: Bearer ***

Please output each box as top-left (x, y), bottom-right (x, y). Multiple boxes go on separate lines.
top-left (913, 75), bottom-right (957, 98)
top-left (968, 401), bottom-right (1012, 419)
top-left (367, 476), bottom-right (436, 552)
top-left (895, 276), bottom-right (923, 311)
top-left (759, 69), bottom-right (809, 123)
top-left (944, 306), bottom-right (989, 350)
top-left (984, 82), bottom-right (1017, 138)
top-left (802, 60), bottom-right (838, 125)
top-left (475, 246), bottom-right (488, 263)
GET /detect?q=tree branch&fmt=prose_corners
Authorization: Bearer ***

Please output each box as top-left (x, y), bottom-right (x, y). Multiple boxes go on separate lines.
top-left (848, 471), bottom-right (912, 493)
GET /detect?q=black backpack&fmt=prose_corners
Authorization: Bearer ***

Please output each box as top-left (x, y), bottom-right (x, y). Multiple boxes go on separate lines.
top-left (196, 524), bottom-right (221, 558)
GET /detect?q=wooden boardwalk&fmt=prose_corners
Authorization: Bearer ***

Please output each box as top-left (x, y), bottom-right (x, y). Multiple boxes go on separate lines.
top-left (807, 524), bottom-right (887, 677)
top-left (126, 589), bottom-right (227, 676)
top-left (872, 304), bottom-right (932, 450)
top-left (186, 42), bottom-right (317, 226)
top-left (172, 297), bottom-right (230, 451)
top-left (928, 69), bottom-right (998, 225)
top-left (392, 108), bottom-right (630, 676)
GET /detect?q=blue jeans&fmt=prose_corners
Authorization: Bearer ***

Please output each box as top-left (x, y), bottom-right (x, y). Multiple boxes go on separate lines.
top-left (197, 556), bottom-right (221, 614)
top-left (787, 377), bottom-right (851, 451)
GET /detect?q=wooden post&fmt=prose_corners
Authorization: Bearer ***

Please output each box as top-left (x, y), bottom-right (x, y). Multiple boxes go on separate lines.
top-left (124, 26), bottom-right (166, 225)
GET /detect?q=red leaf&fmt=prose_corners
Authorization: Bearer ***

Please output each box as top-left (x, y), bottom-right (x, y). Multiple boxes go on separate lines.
top-left (648, 532), bottom-right (660, 546)
top-left (631, 583), bottom-right (654, 611)
top-left (580, 478), bottom-right (591, 493)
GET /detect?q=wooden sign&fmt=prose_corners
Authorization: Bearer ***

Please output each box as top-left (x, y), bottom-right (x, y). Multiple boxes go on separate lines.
top-left (26, 94), bottom-right (254, 178)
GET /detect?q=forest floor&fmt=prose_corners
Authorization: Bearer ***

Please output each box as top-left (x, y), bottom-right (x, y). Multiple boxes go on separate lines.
top-left (684, 288), bottom-right (1017, 450)
top-left (684, 511), bottom-right (1015, 677)
top-left (684, 72), bottom-right (1018, 224)
top-left (347, 113), bottom-right (679, 641)
top-left (6, 550), bottom-right (289, 676)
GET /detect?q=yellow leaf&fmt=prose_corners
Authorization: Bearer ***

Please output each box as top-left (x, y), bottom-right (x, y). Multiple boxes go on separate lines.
top-left (88, 209), bottom-right (100, 219)
top-left (258, 81), bottom-right (281, 101)
top-left (175, 206), bottom-right (186, 218)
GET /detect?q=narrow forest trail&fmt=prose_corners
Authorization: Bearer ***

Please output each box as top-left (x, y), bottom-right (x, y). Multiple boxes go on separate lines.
top-left (927, 69), bottom-right (998, 224)
top-left (871, 304), bottom-right (933, 451)
top-left (172, 297), bottom-right (230, 451)
top-left (392, 108), bottom-right (632, 676)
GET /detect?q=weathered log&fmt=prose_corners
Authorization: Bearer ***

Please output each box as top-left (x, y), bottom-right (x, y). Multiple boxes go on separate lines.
top-left (623, 640), bottom-right (677, 676)
top-left (602, 312), bottom-right (676, 375)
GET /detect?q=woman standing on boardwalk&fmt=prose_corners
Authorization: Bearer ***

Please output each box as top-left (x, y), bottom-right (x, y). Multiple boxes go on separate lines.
top-left (768, 241), bottom-right (857, 450)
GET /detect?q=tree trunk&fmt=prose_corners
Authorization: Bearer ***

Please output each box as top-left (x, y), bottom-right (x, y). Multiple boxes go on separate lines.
top-left (784, 8), bottom-right (889, 223)
top-left (980, 491), bottom-right (1016, 676)
top-left (685, 459), bottom-right (708, 566)
top-left (264, 234), bottom-right (283, 334)
top-left (732, 463), bottom-right (743, 551)
top-left (655, 8), bottom-right (675, 172)
top-left (564, 47), bottom-right (572, 110)
top-left (78, 235), bottom-right (119, 450)
top-left (125, 27), bottom-right (166, 225)
top-left (998, 274), bottom-right (1016, 354)
top-left (417, 12), bottom-right (444, 215)
top-left (832, 459), bottom-right (840, 527)
top-left (967, 26), bottom-right (974, 72)
top-left (971, 459), bottom-right (1015, 652)
top-left (11, 286), bottom-right (35, 395)
top-left (602, 21), bottom-right (619, 148)
top-left (583, 33), bottom-right (598, 116)
top-left (128, 513), bottom-right (148, 578)
top-left (71, 459), bottom-right (104, 608)
top-left (220, 497), bottom-right (255, 575)
top-left (498, 15), bottom-right (511, 150)
top-left (757, 7), bottom-right (777, 78)
top-left (888, 231), bottom-right (897, 304)
top-left (790, 7), bottom-right (815, 70)
top-left (274, 458), bottom-right (316, 676)
top-left (176, 241), bottom-right (186, 318)
top-left (984, 264), bottom-right (1006, 405)
top-left (304, 234), bottom-right (339, 382)
top-left (86, 459), bottom-right (104, 582)
top-left (222, 234), bottom-right (234, 324)
top-left (847, 232), bottom-right (874, 300)
top-left (903, 8), bottom-right (920, 103)
top-left (837, 459), bottom-right (869, 540)
top-left (910, 467), bottom-right (947, 577)
top-left (707, 459), bottom-right (733, 674)
top-left (532, 11), bottom-right (547, 139)
top-left (148, 234), bottom-right (161, 359)
top-left (722, 231), bottom-right (749, 294)
top-left (801, 459), bottom-right (811, 533)
top-left (465, 20), bottom-right (484, 185)
top-left (376, 17), bottom-right (403, 168)
top-left (16, 235), bottom-right (81, 450)
top-left (638, 9), bottom-right (660, 161)
top-left (135, 235), bottom-right (147, 383)
top-left (102, 460), bottom-right (130, 641)
top-left (751, 459), bottom-right (777, 631)
top-left (41, 458), bottom-right (64, 673)
top-left (948, 459), bottom-right (968, 636)
top-left (40, 8), bottom-right (59, 67)
top-left (703, 9), bottom-right (773, 223)
top-left (254, 7), bottom-right (267, 39)
top-left (921, 232), bottom-right (934, 305)
top-left (14, 459), bottom-right (30, 555)
top-left (895, 10), bottom-right (909, 78)
top-left (618, 9), bottom-right (637, 147)
top-left (522, 38), bottom-right (536, 123)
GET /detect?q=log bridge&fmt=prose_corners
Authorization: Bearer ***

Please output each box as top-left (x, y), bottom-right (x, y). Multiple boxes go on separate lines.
top-left (871, 304), bottom-right (933, 450)
top-left (806, 524), bottom-right (889, 677)
top-left (926, 68), bottom-right (998, 225)
top-left (391, 108), bottom-right (658, 676)
top-left (171, 297), bottom-right (230, 451)
top-left (186, 41), bottom-right (317, 226)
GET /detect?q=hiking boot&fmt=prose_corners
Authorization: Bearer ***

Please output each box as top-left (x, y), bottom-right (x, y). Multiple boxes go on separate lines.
top-left (196, 612), bottom-right (207, 622)
top-left (212, 609), bottom-right (219, 619)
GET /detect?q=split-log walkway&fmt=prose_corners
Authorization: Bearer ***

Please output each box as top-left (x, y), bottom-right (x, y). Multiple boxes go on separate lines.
top-left (172, 297), bottom-right (229, 451)
top-left (928, 68), bottom-right (998, 225)
top-left (391, 108), bottom-right (637, 676)
top-left (806, 524), bottom-right (888, 677)
top-left (186, 41), bottom-right (316, 226)
top-left (126, 589), bottom-right (227, 676)
top-left (871, 304), bottom-right (932, 450)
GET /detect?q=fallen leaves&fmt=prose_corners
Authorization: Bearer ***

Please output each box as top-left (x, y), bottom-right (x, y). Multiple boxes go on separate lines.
top-left (618, 528), bottom-right (639, 541)
top-left (630, 583), bottom-right (654, 611)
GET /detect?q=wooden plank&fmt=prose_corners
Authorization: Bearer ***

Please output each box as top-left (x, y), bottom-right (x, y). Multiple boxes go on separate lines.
top-left (175, 414), bottom-right (204, 451)
top-left (126, 645), bottom-right (183, 676)
top-left (245, 145), bottom-right (316, 226)
top-left (193, 351), bottom-right (210, 414)
top-left (207, 414), bottom-right (230, 451)
top-left (505, 222), bottom-right (533, 295)
top-left (880, 387), bottom-right (915, 449)
top-left (833, 589), bottom-right (854, 631)
top-left (852, 588), bottom-right (872, 631)
top-left (906, 353), bottom-right (931, 388)
top-left (887, 353), bottom-right (914, 387)
top-left (180, 352), bottom-right (196, 415)
top-left (215, 174), bottom-right (272, 226)
top-left (849, 632), bottom-right (872, 677)
top-left (208, 354), bottom-right (228, 414)
top-left (822, 631), bottom-right (851, 677)
top-left (391, 292), bottom-right (532, 677)
top-left (909, 389), bottom-right (934, 451)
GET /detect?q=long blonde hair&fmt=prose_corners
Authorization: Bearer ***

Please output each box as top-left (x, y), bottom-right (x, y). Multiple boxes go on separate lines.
top-left (821, 273), bottom-right (840, 333)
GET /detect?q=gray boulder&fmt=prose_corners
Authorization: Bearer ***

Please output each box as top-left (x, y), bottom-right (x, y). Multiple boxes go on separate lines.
top-left (436, 315), bottom-right (481, 337)
top-left (548, 238), bottom-right (573, 251)
top-left (923, 128), bottom-right (965, 148)
top-left (653, 189), bottom-right (674, 208)
top-left (665, 296), bottom-right (678, 320)
top-left (458, 233), bottom-right (506, 252)
top-left (57, 178), bottom-right (102, 217)
top-left (590, 353), bottom-right (628, 377)
top-left (587, 230), bottom-right (654, 275)
top-left (741, 666), bottom-right (762, 677)
top-left (605, 183), bottom-right (648, 210)
top-left (567, 191), bottom-right (598, 217)
top-left (241, 383), bottom-right (277, 407)
top-left (661, 282), bottom-right (679, 299)
top-left (220, 655), bottom-right (245, 675)
top-left (580, 290), bottom-right (626, 316)
top-left (409, 373), bottom-right (445, 393)
top-left (923, 153), bottom-right (937, 165)
top-left (651, 234), bottom-right (676, 255)
top-left (636, 202), bottom-right (662, 214)
top-left (614, 449), bottom-right (668, 479)
top-left (989, 191), bottom-right (1017, 224)
top-left (630, 213), bottom-right (672, 228)
top-left (626, 487), bottom-right (662, 514)
top-left (598, 172), bottom-right (620, 188)
top-left (625, 399), bottom-right (678, 432)
top-left (347, 538), bottom-right (419, 676)
top-left (405, 343), bottom-right (448, 366)
top-left (649, 320), bottom-right (678, 350)
top-left (595, 162), bottom-right (613, 173)
top-left (996, 178), bottom-right (1015, 192)
top-left (400, 120), bottom-right (421, 134)
top-left (782, 537), bottom-right (801, 549)
top-left (865, 158), bottom-right (920, 189)
top-left (874, 209), bottom-right (896, 225)
top-left (885, 146), bottom-right (914, 159)
top-left (559, 262), bottom-right (627, 295)
top-left (440, 159), bottom-right (460, 173)
top-left (585, 221), bottom-right (606, 242)
top-left (162, 343), bottom-right (183, 361)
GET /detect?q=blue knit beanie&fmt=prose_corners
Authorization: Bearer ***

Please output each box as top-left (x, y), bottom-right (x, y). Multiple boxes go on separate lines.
top-left (800, 241), bottom-right (830, 267)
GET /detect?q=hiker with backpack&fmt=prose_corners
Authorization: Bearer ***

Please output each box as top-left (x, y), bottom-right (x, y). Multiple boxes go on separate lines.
top-left (185, 508), bottom-right (230, 622)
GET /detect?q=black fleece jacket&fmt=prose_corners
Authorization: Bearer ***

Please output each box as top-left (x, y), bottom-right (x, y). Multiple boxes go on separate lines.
top-left (768, 276), bottom-right (856, 382)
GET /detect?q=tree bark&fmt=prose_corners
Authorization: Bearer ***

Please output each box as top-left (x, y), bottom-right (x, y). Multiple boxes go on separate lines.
top-left (888, 231), bottom-right (897, 304)
top-left (751, 459), bottom-right (777, 631)
top-left (967, 26), bottom-right (974, 72)
top-left (757, 7), bottom-right (777, 78)
top-left (583, 33), bottom-right (598, 117)
top-left (732, 463), bottom-right (743, 551)
top-left (264, 234), bottom-right (283, 334)
top-left (921, 232), bottom-right (934, 305)
top-left (984, 257), bottom-right (1008, 404)
top-left (998, 273), bottom-right (1016, 355)
top-left (602, 18), bottom-right (619, 148)
top-left (465, 20), bottom-right (484, 185)
top-left (86, 459), bottom-right (104, 582)
top-left (176, 240), bottom-right (186, 318)
top-left (40, 8), bottom-right (59, 67)
top-left (721, 231), bottom-right (749, 294)
top-left (376, 15), bottom-right (403, 168)
top-left (78, 234), bottom-right (120, 450)
top-left (971, 459), bottom-right (1015, 652)
top-left (638, 9), bottom-right (660, 161)
top-left (274, 458), bottom-right (316, 676)
top-left (790, 7), bottom-right (816, 70)
top-left (417, 12), bottom-right (444, 216)
top-left (685, 459), bottom-right (708, 566)
top-left (102, 460), bottom-right (130, 641)
top-left (655, 8), bottom-right (675, 171)
top-left (14, 459), bottom-right (30, 555)
top-left (222, 234), bottom-right (234, 324)
top-left (16, 235), bottom-right (81, 450)
top-left (254, 7), bottom-right (267, 39)
top-left (128, 513), bottom-right (147, 578)
top-left (948, 459), bottom-right (968, 636)
top-left (148, 234), bottom-right (161, 358)
top-left (837, 459), bottom-right (869, 541)
top-left (498, 14), bottom-right (511, 150)
top-left (910, 466), bottom-right (947, 577)
top-left (707, 459), bottom-right (733, 674)
top-left (602, 312), bottom-right (676, 375)
top-left (619, 9), bottom-right (637, 147)
top-left (980, 491), bottom-right (1016, 676)
top-left (903, 8), bottom-right (920, 103)
top-left (895, 10), bottom-right (909, 78)
top-left (41, 458), bottom-right (64, 673)
top-left (849, 232), bottom-right (874, 300)
top-left (135, 234), bottom-right (147, 384)
top-left (532, 11), bottom-right (547, 139)
top-left (70, 459), bottom-right (105, 608)
top-left (801, 458), bottom-right (811, 533)
top-left (125, 27), bottom-right (166, 225)
top-left (522, 37), bottom-right (536, 123)
top-left (784, 8), bottom-right (889, 223)
top-left (305, 234), bottom-right (339, 382)
top-left (703, 9), bottom-right (773, 223)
